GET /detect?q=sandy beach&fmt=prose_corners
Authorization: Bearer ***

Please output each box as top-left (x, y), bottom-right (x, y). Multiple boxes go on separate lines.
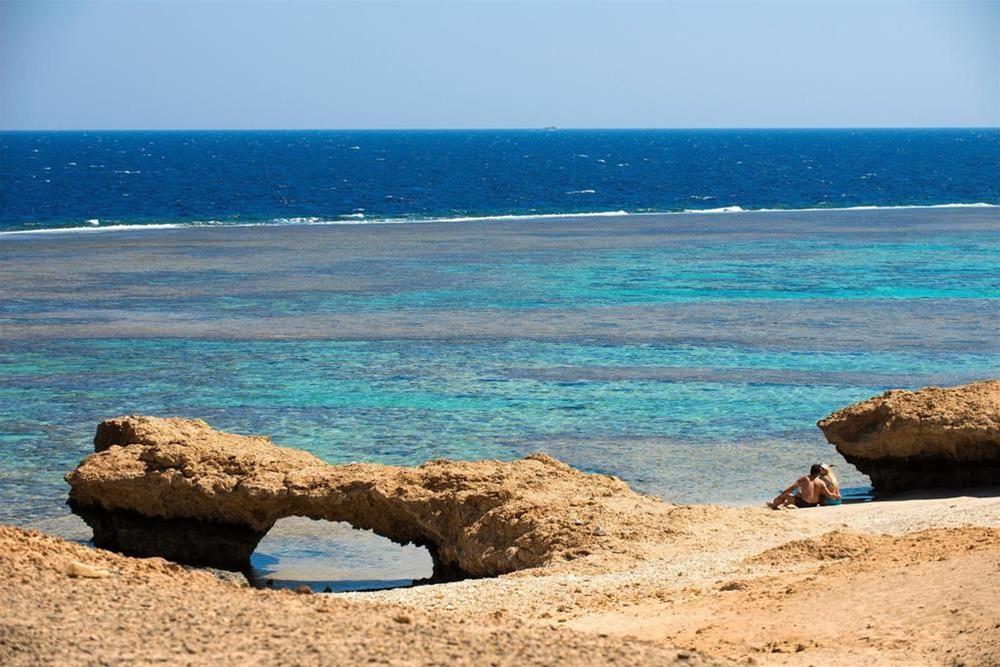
top-left (4, 490), bottom-right (998, 666)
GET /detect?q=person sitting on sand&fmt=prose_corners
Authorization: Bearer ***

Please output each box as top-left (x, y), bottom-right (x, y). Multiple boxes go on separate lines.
top-left (768, 464), bottom-right (832, 509)
top-left (818, 463), bottom-right (842, 506)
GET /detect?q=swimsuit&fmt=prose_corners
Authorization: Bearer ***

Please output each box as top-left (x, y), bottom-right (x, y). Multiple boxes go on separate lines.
top-left (793, 496), bottom-right (819, 508)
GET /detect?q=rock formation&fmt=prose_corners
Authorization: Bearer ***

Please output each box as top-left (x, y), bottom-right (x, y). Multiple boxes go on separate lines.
top-left (818, 380), bottom-right (1000, 493)
top-left (67, 416), bottom-right (677, 576)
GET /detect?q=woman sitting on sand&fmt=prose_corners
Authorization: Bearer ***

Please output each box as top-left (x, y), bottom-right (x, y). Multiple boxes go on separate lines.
top-left (818, 463), bottom-right (842, 506)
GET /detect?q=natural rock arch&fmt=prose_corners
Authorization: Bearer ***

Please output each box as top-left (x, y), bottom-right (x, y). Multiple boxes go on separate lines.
top-left (249, 517), bottom-right (437, 590)
top-left (67, 416), bottom-right (676, 576)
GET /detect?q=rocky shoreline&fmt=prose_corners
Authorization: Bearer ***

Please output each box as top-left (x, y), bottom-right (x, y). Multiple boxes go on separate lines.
top-left (3, 381), bottom-right (999, 665)
top-left (64, 381), bottom-right (1000, 579)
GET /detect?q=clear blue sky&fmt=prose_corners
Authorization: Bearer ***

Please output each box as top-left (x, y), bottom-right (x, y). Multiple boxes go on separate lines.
top-left (1, 1), bottom-right (997, 130)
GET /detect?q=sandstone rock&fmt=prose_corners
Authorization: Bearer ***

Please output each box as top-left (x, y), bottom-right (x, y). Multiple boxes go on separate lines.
top-left (67, 416), bottom-right (677, 577)
top-left (818, 380), bottom-right (1000, 493)
top-left (66, 561), bottom-right (113, 578)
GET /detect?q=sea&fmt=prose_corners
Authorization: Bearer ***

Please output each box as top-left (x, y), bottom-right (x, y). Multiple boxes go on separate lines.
top-left (2, 129), bottom-right (998, 589)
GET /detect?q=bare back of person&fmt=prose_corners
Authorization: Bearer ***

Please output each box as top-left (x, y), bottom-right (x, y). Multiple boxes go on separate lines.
top-left (769, 464), bottom-right (832, 510)
top-left (795, 475), bottom-right (823, 504)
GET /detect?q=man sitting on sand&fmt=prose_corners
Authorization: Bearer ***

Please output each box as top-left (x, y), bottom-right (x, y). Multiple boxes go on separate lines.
top-left (768, 464), bottom-right (837, 509)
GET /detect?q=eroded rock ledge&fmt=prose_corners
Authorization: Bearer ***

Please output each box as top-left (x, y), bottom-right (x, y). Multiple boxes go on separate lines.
top-left (818, 380), bottom-right (1000, 494)
top-left (67, 416), bottom-right (677, 576)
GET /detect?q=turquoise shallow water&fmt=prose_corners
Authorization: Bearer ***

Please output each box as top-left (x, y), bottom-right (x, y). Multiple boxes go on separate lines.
top-left (2, 207), bottom-right (998, 531)
top-left (2, 337), bottom-right (997, 524)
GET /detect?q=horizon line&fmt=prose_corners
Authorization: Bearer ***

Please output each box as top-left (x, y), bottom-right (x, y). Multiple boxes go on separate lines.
top-left (2, 126), bottom-right (999, 133)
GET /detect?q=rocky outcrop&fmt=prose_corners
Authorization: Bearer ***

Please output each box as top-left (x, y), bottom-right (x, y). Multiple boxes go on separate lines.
top-left (67, 416), bottom-right (677, 576)
top-left (818, 380), bottom-right (1000, 493)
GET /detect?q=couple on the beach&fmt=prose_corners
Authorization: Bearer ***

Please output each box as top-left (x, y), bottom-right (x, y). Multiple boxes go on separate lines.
top-left (768, 463), bottom-right (840, 509)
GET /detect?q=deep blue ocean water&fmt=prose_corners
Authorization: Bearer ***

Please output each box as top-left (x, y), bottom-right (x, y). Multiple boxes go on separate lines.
top-left (1, 130), bottom-right (998, 588)
top-left (1, 129), bottom-right (998, 232)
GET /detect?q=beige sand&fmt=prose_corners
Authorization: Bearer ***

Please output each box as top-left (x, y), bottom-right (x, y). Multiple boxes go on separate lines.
top-left (3, 493), bottom-right (998, 666)
top-left (355, 493), bottom-right (1000, 665)
top-left (0, 526), bottom-right (719, 667)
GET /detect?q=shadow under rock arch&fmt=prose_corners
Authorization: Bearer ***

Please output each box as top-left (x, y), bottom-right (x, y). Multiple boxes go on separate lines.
top-left (71, 502), bottom-right (470, 589)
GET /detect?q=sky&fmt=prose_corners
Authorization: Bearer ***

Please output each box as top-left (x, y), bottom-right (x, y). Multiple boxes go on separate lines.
top-left (0, 1), bottom-right (997, 130)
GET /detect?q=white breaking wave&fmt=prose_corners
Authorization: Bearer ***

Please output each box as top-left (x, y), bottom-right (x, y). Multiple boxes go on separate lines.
top-left (271, 217), bottom-right (324, 224)
top-left (742, 202), bottom-right (997, 214)
top-left (680, 202), bottom-right (999, 215)
top-left (393, 210), bottom-right (630, 224)
top-left (565, 189), bottom-right (596, 195)
top-left (1, 203), bottom-right (995, 237)
top-left (1, 223), bottom-right (184, 235)
top-left (683, 206), bottom-right (746, 213)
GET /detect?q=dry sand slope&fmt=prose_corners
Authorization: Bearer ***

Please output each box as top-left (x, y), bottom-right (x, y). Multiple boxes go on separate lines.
top-left (0, 526), bottom-right (720, 667)
top-left (570, 526), bottom-right (1000, 666)
top-left (358, 493), bottom-right (1000, 666)
top-left (3, 493), bottom-right (999, 666)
